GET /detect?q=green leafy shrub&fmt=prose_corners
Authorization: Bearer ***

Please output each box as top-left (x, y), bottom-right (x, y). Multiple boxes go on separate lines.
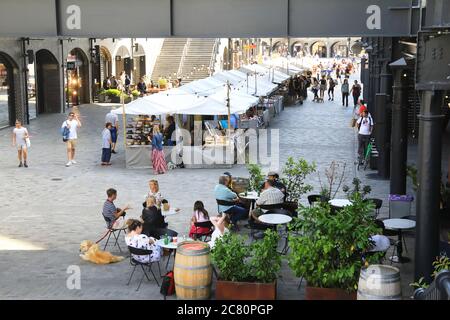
top-left (281, 157), bottom-right (316, 203)
top-left (288, 195), bottom-right (381, 292)
top-left (246, 164), bottom-right (265, 193)
top-left (104, 89), bottom-right (122, 97)
top-left (131, 90), bottom-right (140, 97)
top-left (211, 230), bottom-right (281, 283)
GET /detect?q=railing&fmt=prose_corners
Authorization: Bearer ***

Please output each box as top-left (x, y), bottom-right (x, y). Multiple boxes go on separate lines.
top-left (177, 38), bottom-right (191, 77)
top-left (414, 270), bottom-right (450, 300)
top-left (209, 38), bottom-right (220, 76)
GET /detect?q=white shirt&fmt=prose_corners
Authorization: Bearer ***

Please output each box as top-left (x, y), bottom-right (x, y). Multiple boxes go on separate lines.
top-left (105, 112), bottom-right (118, 126)
top-left (13, 127), bottom-right (28, 145)
top-left (357, 115), bottom-right (373, 135)
top-left (102, 128), bottom-right (111, 148)
top-left (61, 119), bottom-right (80, 140)
top-left (125, 234), bottom-right (161, 263)
top-left (208, 228), bottom-right (230, 249)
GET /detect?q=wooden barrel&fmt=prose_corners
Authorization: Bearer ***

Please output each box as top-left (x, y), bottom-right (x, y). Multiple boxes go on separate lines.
top-left (174, 241), bottom-right (212, 300)
top-left (357, 265), bottom-right (402, 300)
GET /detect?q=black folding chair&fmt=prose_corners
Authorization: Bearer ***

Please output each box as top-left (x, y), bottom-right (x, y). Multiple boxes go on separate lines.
top-left (102, 214), bottom-right (127, 252)
top-left (127, 246), bottom-right (161, 291)
top-left (192, 221), bottom-right (214, 242)
top-left (216, 199), bottom-right (236, 214)
top-left (365, 198), bottom-right (383, 218)
top-left (307, 194), bottom-right (322, 207)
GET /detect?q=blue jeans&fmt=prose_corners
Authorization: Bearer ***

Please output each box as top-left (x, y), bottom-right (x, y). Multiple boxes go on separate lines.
top-left (109, 127), bottom-right (117, 143)
top-left (225, 205), bottom-right (248, 225)
top-left (102, 147), bottom-right (111, 163)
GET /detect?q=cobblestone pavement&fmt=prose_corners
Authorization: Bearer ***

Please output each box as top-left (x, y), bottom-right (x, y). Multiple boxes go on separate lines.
top-left (0, 82), bottom-right (416, 299)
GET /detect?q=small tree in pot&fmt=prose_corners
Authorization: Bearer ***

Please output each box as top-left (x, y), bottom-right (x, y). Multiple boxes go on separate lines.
top-left (281, 157), bottom-right (316, 204)
top-left (288, 193), bottom-right (382, 300)
top-left (246, 164), bottom-right (265, 193)
top-left (211, 230), bottom-right (281, 300)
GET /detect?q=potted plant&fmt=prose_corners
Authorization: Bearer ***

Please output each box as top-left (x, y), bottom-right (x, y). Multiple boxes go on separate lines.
top-left (288, 193), bottom-right (381, 300)
top-left (97, 89), bottom-right (106, 102)
top-left (246, 164), bottom-right (265, 193)
top-left (342, 178), bottom-right (371, 199)
top-left (212, 230), bottom-right (281, 300)
top-left (105, 89), bottom-right (122, 103)
top-left (281, 156), bottom-right (316, 205)
top-left (131, 89), bottom-right (140, 100)
top-left (411, 255), bottom-right (450, 295)
top-left (318, 161), bottom-right (346, 201)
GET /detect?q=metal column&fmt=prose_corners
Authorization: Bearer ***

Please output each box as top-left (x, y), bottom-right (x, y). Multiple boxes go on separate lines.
top-left (415, 90), bottom-right (444, 283)
top-left (389, 67), bottom-right (409, 194)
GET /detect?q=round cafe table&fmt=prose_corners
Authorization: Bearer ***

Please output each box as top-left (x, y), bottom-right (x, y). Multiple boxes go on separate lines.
top-left (328, 199), bottom-right (353, 208)
top-left (239, 191), bottom-right (259, 210)
top-left (383, 218), bottom-right (416, 263)
top-left (258, 214), bottom-right (292, 255)
top-left (156, 237), bottom-right (193, 269)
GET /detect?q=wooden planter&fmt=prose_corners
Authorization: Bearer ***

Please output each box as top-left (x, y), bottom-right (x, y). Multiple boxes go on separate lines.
top-left (305, 286), bottom-right (356, 300)
top-left (215, 280), bottom-right (277, 300)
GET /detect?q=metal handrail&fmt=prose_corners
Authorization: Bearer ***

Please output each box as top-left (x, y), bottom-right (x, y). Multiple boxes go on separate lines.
top-left (414, 270), bottom-right (450, 300)
top-left (178, 38), bottom-right (190, 77)
top-left (209, 38), bottom-right (220, 76)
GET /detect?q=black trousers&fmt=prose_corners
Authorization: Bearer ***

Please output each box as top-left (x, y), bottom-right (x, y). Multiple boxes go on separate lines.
top-left (342, 93), bottom-right (349, 106)
top-left (101, 147), bottom-right (111, 163)
top-left (358, 134), bottom-right (371, 160)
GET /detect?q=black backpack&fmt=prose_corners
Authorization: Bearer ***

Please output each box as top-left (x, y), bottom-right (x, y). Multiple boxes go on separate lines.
top-left (160, 271), bottom-right (175, 298)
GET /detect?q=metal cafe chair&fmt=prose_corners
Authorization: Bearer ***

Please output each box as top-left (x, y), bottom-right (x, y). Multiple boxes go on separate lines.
top-left (192, 221), bottom-right (214, 242)
top-left (102, 214), bottom-right (127, 252)
top-left (307, 194), bottom-right (322, 207)
top-left (127, 246), bottom-right (161, 291)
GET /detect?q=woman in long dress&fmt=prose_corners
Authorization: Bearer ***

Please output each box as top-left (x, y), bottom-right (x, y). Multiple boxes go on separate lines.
top-left (150, 125), bottom-right (167, 175)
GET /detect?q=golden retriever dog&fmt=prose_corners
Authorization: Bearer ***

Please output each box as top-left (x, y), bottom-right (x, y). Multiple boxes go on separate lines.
top-left (79, 240), bottom-right (125, 264)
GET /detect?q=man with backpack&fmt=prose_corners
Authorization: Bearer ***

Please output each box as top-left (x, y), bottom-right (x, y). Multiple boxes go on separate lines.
top-left (350, 80), bottom-right (362, 107)
top-left (356, 109), bottom-right (373, 164)
top-left (61, 112), bottom-right (81, 167)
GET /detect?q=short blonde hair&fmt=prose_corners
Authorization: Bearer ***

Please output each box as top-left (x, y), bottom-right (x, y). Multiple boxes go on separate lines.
top-left (153, 125), bottom-right (160, 134)
top-left (146, 196), bottom-right (156, 207)
top-left (149, 180), bottom-right (159, 191)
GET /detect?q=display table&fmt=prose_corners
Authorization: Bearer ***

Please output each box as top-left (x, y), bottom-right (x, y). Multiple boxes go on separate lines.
top-left (182, 145), bottom-right (234, 169)
top-left (125, 146), bottom-right (174, 169)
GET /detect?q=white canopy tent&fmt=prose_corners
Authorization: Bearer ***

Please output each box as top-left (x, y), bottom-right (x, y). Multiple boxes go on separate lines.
top-left (239, 64), bottom-right (291, 84)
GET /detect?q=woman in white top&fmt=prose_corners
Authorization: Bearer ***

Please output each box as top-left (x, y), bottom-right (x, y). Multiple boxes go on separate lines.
top-left (124, 219), bottom-right (162, 263)
top-left (11, 120), bottom-right (29, 168)
top-left (208, 214), bottom-right (230, 249)
top-left (145, 179), bottom-right (164, 208)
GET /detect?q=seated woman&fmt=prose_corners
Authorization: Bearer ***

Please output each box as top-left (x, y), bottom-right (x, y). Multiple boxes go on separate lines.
top-left (208, 214), bottom-right (230, 249)
top-left (143, 179), bottom-right (164, 208)
top-left (188, 201), bottom-right (211, 238)
top-left (142, 196), bottom-right (177, 239)
top-left (125, 219), bottom-right (162, 263)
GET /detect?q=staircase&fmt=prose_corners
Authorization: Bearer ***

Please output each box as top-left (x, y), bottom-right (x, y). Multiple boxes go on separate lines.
top-left (180, 39), bottom-right (218, 83)
top-left (151, 38), bottom-right (188, 82)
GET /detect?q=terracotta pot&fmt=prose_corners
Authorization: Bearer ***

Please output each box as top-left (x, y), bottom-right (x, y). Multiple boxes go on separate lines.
top-left (215, 280), bottom-right (277, 300)
top-left (305, 286), bottom-right (356, 300)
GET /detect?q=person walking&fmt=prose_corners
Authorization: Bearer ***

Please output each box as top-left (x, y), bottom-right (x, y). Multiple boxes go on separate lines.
top-left (319, 75), bottom-right (327, 101)
top-left (356, 110), bottom-right (374, 164)
top-left (102, 76), bottom-right (111, 90)
top-left (61, 111), bottom-right (81, 167)
top-left (350, 80), bottom-right (362, 107)
top-left (328, 77), bottom-right (336, 101)
top-left (12, 120), bottom-right (30, 168)
top-left (101, 122), bottom-right (112, 166)
top-left (149, 125), bottom-right (167, 175)
top-left (311, 78), bottom-right (320, 102)
top-left (105, 108), bottom-right (119, 154)
top-left (341, 78), bottom-right (350, 107)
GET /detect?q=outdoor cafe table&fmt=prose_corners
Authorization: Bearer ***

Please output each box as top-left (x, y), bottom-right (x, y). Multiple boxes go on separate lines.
top-left (258, 213), bottom-right (293, 254)
top-left (383, 218), bottom-right (416, 263)
top-left (328, 199), bottom-right (353, 208)
top-left (156, 237), bottom-right (193, 269)
top-left (239, 191), bottom-right (259, 210)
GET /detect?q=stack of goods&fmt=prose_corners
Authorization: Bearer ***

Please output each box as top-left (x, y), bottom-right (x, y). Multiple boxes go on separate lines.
top-left (126, 115), bottom-right (159, 146)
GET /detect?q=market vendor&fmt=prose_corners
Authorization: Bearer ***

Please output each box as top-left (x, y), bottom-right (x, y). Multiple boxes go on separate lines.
top-left (163, 115), bottom-right (176, 146)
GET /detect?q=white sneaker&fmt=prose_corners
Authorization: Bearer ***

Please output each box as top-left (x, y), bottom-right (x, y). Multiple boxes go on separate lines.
top-left (71, 160), bottom-right (77, 164)
top-left (66, 161), bottom-right (72, 167)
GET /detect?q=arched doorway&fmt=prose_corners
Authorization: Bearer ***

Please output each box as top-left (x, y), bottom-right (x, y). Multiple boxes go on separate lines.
top-left (115, 45), bottom-right (131, 78)
top-left (100, 46), bottom-right (112, 84)
top-left (133, 43), bottom-right (146, 82)
top-left (311, 41), bottom-right (327, 58)
top-left (331, 41), bottom-right (349, 58)
top-left (36, 50), bottom-right (61, 114)
top-left (67, 48), bottom-right (90, 107)
top-left (272, 41), bottom-right (288, 57)
top-left (291, 41), bottom-right (307, 57)
top-left (0, 52), bottom-right (18, 127)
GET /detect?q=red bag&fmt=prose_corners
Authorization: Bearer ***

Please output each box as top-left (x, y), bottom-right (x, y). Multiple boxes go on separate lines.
top-left (160, 271), bottom-right (175, 297)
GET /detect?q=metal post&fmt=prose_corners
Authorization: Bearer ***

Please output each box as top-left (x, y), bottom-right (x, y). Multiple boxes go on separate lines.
top-left (389, 68), bottom-right (409, 194)
top-left (415, 90), bottom-right (444, 283)
top-left (375, 93), bottom-right (391, 179)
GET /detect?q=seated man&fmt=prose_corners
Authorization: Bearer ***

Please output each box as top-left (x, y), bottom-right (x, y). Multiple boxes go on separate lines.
top-left (142, 196), bottom-right (177, 239)
top-left (214, 175), bottom-right (248, 229)
top-left (250, 180), bottom-right (285, 232)
top-left (267, 171), bottom-right (287, 195)
top-left (102, 188), bottom-right (130, 229)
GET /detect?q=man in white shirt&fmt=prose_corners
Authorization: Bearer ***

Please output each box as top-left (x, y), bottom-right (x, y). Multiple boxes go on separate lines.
top-left (356, 109), bottom-right (373, 164)
top-left (256, 180), bottom-right (285, 213)
top-left (61, 112), bottom-right (82, 167)
top-left (105, 108), bottom-right (119, 154)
